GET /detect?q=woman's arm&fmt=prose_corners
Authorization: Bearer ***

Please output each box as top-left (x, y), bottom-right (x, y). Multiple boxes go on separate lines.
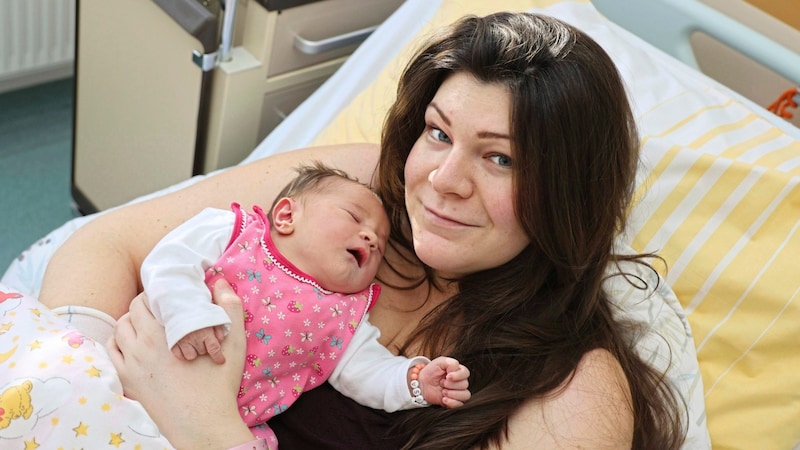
top-left (107, 280), bottom-right (254, 449)
top-left (39, 143), bottom-right (380, 319)
top-left (497, 349), bottom-right (634, 449)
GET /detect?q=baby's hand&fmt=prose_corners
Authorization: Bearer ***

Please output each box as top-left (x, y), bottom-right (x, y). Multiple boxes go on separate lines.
top-left (173, 326), bottom-right (226, 364)
top-left (415, 356), bottom-right (471, 408)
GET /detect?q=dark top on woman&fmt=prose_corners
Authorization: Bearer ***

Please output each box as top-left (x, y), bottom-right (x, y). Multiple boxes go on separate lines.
top-left (269, 381), bottom-right (413, 448)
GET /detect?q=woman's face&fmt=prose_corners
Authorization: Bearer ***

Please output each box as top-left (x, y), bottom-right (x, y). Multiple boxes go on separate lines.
top-left (404, 72), bottom-right (530, 278)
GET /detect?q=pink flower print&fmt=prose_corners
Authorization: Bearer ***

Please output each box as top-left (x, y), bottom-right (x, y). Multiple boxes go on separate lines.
top-left (293, 285), bottom-right (302, 294)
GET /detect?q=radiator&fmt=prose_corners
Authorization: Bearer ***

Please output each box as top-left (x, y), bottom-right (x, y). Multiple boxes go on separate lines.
top-left (0, 0), bottom-right (76, 92)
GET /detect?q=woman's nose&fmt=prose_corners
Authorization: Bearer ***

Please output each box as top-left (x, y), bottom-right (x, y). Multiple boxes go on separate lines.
top-left (428, 148), bottom-right (473, 198)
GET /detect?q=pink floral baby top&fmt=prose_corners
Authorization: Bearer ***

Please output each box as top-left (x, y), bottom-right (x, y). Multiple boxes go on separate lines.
top-left (204, 204), bottom-right (379, 427)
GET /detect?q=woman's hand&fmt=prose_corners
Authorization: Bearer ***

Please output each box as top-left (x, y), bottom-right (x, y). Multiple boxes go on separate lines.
top-left (107, 280), bottom-right (254, 449)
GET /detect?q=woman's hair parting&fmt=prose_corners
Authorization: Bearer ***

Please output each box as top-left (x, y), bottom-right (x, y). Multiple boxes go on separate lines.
top-left (378, 12), bottom-right (685, 450)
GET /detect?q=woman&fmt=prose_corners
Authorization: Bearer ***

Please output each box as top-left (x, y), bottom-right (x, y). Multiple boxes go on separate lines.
top-left (42, 12), bottom-right (685, 450)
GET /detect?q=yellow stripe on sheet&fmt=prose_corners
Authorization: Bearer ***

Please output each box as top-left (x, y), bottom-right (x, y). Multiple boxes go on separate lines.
top-left (632, 92), bottom-right (800, 449)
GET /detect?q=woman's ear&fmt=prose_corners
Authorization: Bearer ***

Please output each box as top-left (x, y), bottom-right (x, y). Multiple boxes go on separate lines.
top-left (272, 197), bottom-right (297, 235)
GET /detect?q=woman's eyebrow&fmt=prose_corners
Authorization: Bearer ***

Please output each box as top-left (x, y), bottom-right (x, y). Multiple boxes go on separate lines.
top-left (428, 102), bottom-right (510, 140)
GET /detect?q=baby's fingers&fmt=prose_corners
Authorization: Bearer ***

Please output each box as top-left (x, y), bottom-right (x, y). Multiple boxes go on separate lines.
top-left (441, 387), bottom-right (472, 408)
top-left (174, 342), bottom-right (198, 361)
top-left (446, 364), bottom-right (471, 382)
top-left (205, 337), bottom-right (226, 365)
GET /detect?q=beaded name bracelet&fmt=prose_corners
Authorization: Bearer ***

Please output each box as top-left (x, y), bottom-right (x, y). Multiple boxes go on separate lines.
top-left (409, 363), bottom-right (429, 406)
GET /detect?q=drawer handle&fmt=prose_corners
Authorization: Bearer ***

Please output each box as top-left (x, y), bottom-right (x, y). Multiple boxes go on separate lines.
top-left (294, 25), bottom-right (378, 55)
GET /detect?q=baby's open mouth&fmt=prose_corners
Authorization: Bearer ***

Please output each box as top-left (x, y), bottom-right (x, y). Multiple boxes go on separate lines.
top-left (347, 248), bottom-right (366, 267)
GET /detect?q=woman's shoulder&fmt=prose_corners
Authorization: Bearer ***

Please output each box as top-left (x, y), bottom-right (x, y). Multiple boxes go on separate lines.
top-left (497, 348), bottom-right (633, 449)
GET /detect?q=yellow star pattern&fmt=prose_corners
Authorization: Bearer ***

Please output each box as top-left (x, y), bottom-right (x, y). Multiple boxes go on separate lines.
top-left (29, 308), bottom-right (42, 317)
top-left (109, 432), bottom-right (125, 447)
top-left (51, 417), bottom-right (59, 426)
top-left (24, 438), bottom-right (39, 449)
top-left (62, 354), bottom-right (74, 364)
top-left (101, 403), bottom-right (112, 412)
top-left (85, 365), bottom-right (102, 378)
top-left (73, 422), bottom-right (89, 436)
top-left (0, 322), bottom-right (12, 332)
top-left (28, 340), bottom-right (42, 350)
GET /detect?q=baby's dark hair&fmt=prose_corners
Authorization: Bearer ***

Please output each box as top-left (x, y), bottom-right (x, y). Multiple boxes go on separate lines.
top-left (268, 161), bottom-right (371, 219)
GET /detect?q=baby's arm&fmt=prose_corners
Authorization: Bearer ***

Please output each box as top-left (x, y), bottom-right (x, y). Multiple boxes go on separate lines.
top-left (329, 316), bottom-right (470, 411)
top-left (141, 207), bottom-right (235, 363)
top-left (411, 356), bottom-right (471, 408)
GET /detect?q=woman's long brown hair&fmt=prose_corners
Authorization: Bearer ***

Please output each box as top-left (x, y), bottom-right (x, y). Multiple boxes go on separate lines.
top-left (377, 12), bottom-right (685, 450)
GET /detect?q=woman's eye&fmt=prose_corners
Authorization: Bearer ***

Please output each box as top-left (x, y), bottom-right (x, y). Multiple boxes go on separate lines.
top-left (489, 154), bottom-right (513, 168)
top-left (430, 128), bottom-right (451, 144)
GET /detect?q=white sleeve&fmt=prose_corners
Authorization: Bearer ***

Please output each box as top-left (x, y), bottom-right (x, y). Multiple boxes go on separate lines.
top-left (328, 314), bottom-right (430, 412)
top-left (140, 207), bottom-right (236, 350)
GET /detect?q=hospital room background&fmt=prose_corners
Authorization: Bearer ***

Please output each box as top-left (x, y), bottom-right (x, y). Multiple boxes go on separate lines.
top-left (1, 1), bottom-right (800, 448)
top-left (1, 0), bottom-right (798, 270)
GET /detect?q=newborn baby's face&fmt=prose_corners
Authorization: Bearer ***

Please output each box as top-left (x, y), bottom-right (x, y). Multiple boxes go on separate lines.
top-left (288, 179), bottom-right (388, 294)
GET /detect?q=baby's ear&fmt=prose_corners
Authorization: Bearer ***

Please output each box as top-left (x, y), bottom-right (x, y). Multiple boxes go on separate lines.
top-left (272, 197), bottom-right (296, 235)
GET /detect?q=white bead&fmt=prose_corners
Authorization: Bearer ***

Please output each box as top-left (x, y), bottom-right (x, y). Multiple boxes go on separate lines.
top-left (410, 380), bottom-right (420, 389)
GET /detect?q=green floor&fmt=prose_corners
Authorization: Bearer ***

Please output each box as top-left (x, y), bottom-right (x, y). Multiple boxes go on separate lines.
top-left (0, 78), bottom-right (79, 273)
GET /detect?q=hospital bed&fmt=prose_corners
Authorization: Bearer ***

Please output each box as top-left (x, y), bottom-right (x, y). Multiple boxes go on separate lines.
top-left (2, 0), bottom-right (800, 448)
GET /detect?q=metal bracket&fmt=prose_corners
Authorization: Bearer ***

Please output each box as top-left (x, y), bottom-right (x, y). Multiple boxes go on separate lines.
top-left (191, 0), bottom-right (239, 71)
top-left (192, 50), bottom-right (219, 72)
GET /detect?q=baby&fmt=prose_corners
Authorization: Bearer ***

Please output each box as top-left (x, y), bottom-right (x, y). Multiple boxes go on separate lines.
top-left (141, 162), bottom-right (470, 447)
